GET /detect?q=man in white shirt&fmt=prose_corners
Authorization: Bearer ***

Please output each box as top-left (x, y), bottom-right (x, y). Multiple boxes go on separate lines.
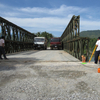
top-left (0, 36), bottom-right (8, 60)
top-left (95, 37), bottom-right (100, 64)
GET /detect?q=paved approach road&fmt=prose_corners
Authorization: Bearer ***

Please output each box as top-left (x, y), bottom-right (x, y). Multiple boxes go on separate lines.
top-left (0, 49), bottom-right (100, 100)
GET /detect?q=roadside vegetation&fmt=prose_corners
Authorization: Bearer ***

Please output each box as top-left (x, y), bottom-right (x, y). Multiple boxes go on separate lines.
top-left (80, 30), bottom-right (100, 51)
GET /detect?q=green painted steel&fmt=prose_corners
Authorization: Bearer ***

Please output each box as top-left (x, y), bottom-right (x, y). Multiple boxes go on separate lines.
top-left (61, 15), bottom-right (89, 61)
top-left (0, 17), bottom-right (36, 53)
top-left (0, 16), bottom-right (89, 61)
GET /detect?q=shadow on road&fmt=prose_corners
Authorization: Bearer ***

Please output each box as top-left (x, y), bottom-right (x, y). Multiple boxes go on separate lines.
top-left (0, 57), bottom-right (40, 71)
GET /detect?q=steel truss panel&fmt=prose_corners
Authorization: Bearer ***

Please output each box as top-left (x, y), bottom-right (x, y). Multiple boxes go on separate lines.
top-left (0, 17), bottom-right (36, 53)
top-left (61, 15), bottom-right (89, 61)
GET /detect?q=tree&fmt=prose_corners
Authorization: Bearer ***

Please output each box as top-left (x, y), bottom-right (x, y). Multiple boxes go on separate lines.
top-left (36, 32), bottom-right (41, 37)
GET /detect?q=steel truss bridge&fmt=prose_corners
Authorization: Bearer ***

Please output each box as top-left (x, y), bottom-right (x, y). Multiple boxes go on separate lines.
top-left (0, 17), bottom-right (36, 53)
top-left (0, 15), bottom-right (89, 61)
top-left (61, 15), bottom-right (89, 61)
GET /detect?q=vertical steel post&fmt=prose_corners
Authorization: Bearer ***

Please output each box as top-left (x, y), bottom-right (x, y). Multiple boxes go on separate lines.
top-left (61, 15), bottom-right (89, 61)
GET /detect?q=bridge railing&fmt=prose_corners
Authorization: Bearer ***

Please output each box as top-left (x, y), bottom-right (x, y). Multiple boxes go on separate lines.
top-left (61, 15), bottom-right (89, 61)
top-left (0, 17), bottom-right (36, 53)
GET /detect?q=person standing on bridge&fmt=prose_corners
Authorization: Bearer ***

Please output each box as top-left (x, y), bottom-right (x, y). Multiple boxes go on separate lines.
top-left (94, 37), bottom-right (100, 64)
top-left (0, 36), bottom-right (8, 60)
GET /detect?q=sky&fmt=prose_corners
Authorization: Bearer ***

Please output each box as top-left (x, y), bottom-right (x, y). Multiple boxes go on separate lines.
top-left (0, 0), bottom-right (100, 37)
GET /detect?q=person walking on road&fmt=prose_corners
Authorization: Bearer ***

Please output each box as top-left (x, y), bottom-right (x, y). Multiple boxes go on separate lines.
top-left (0, 36), bottom-right (8, 60)
top-left (94, 37), bottom-right (100, 64)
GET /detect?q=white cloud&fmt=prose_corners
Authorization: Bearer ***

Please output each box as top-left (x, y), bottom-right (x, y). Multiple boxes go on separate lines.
top-left (0, 3), bottom-right (100, 36)
top-left (80, 20), bottom-right (100, 31)
top-left (17, 5), bottom-right (87, 16)
top-left (87, 15), bottom-right (92, 19)
top-left (4, 17), bottom-right (70, 32)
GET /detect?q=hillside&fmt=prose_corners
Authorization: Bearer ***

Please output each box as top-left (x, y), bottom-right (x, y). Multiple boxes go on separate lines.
top-left (80, 30), bottom-right (100, 38)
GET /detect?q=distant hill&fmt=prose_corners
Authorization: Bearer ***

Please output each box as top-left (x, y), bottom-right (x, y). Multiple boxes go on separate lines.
top-left (80, 30), bottom-right (100, 38)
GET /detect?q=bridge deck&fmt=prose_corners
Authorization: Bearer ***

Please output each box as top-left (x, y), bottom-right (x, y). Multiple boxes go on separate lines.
top-left (0, 50), bottom-right (100, 100)
top-left (6, 49), bottom-right (80, 62)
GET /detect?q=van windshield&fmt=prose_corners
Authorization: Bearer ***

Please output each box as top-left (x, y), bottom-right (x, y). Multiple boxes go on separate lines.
top-left (34, 38), bottom-right (45, 42)
top-left (50, 38), bottom-right (60, 42)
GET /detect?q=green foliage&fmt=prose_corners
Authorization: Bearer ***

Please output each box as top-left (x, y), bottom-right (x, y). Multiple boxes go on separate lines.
top-left (80, 30), bottom-right (99, 54)
top-left (89, 38), bottom-right (97, 51)
top-left (35, 32), bottom-right (41, 37)
top-left (80, 30), bottom-right (100, 38)
top-left (35, 31), bottom-right (54, 47)
top-left (80, 30), bottom-right (99, 52)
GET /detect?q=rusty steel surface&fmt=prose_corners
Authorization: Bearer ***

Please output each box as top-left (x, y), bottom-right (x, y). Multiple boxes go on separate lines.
top-left (0, 17), bottom-right (36, 53)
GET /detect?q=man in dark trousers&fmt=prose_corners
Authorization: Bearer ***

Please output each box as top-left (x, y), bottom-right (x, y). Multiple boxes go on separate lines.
top-left (95, 37), bottom-right (100, 64)
top-left (0, 36), bottom-right (8, 60)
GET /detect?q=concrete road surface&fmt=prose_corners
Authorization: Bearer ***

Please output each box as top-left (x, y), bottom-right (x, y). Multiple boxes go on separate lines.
top-left (0, 49), bottom-right (100, 100)
top-left (6, 49), bottom-right (80, 62)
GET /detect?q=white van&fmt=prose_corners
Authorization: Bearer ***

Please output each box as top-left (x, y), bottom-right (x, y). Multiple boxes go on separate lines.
top-left (34, 37), bottom-right (47, 50)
